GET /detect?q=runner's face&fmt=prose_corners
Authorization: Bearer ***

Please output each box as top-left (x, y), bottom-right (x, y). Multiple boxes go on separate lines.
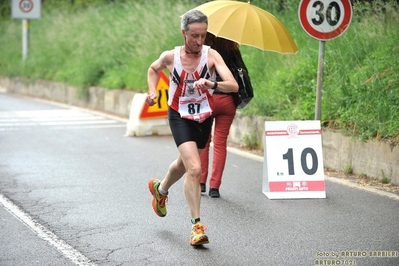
top-left (183, 22), bottom-right (207, 53)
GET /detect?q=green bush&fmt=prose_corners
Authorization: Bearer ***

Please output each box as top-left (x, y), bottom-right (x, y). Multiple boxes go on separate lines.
top-left (322, 1), bottom-right (399, 141)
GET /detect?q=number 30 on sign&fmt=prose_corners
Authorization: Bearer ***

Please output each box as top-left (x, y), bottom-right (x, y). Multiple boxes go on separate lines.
top-left (262, 120), bottom-right (326, 199)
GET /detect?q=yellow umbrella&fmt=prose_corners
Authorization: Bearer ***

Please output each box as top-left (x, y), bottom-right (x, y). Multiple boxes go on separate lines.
top-left (193, 0), bottom-right (298, 54)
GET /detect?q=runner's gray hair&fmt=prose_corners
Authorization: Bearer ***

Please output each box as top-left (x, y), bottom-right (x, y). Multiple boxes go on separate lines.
top-left (181, 10), bottom-right (208, 32)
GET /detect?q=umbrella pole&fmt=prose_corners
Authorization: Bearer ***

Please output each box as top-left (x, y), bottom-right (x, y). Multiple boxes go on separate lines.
top-left (315, 40), bottom-right (325, 121)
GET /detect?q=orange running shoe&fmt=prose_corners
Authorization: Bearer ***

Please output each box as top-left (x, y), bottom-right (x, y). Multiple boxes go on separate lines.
top-left (190, 222), bottom-right (209, 246)
top-left (148, 178), bottom-right (168, 217)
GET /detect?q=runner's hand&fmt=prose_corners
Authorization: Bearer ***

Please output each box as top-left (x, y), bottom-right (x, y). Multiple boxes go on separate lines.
top-left (194, 78), bottom-right (213, 90)
top-left (146, 92), bottom-right (157, 106)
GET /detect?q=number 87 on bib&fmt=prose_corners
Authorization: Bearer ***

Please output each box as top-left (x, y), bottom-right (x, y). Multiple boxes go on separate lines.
top-left (262, 120), bottom-right (326, 199)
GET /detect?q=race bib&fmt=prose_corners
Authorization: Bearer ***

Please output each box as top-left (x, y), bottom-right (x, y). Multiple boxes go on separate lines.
top-left (178, 93), bottom-right (212, 123)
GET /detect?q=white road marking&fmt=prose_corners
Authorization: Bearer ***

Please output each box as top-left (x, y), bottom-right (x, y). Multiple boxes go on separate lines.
top-left (0, 103), bottom-right (122, 264)
top-left (0, 194), bottom-right (96, 266)
top-left (0, 109), bottom-right (125, 131)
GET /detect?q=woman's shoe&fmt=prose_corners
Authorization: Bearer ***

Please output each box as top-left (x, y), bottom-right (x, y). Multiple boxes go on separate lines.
top-left (209, 188), bottom-right (220, 198)
top-left (200, 183), bottom-right (206, 193)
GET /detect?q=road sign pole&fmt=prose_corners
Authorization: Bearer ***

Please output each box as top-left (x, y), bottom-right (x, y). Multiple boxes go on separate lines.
top-left (299, 0), bottom-right (352, 121)
top-left (12, 0), bottom-right (41, 62)
top-left (22, 19), bottom-right (29, 61)
top-left (315, 40), bottom-right (325, 121)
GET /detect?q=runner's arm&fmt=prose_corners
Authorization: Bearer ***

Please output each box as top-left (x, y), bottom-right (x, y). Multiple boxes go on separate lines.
top-left (209, 49), bottom-right (238, 93)
top-left (146, 51), bottom-right (173, 106)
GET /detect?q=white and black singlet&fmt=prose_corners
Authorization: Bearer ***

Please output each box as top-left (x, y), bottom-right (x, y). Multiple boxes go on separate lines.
top-left (168, 45), bottom-right (214, 148)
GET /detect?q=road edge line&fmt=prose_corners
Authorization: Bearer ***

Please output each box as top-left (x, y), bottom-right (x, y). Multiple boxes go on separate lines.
top-left (0, 194), bottom-right (97, 266)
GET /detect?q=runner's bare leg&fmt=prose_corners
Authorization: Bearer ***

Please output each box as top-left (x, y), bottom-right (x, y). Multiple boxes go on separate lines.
top-left (161, 141), bottom-right (201, 218)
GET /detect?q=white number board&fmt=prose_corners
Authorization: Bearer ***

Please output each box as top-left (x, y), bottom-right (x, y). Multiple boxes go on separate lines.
top-left (263, 120), bottom-right (326, 199)
top-left (12, 0), bottom-right (41, 19)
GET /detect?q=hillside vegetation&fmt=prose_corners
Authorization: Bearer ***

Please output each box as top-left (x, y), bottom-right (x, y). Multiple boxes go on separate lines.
top-left (0, 0), bottom-right (398, 143)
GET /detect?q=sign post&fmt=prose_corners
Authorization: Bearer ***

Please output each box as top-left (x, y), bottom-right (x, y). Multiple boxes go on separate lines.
top-left (263, 120), bottom-right (326, 199)
top-left (298, 0), bottom-right (352, 120)
top-left (11, 0), bottom-right (42, 61)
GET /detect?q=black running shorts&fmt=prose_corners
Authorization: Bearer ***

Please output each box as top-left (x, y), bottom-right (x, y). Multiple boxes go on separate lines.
top-left (168, 107), bottom-right (213, 149)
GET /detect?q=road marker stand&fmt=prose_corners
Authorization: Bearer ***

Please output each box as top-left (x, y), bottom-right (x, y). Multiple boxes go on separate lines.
top-left (125, 71), bottom-right (171, 137)
top-left (263, 120), bottom-right (326, 199)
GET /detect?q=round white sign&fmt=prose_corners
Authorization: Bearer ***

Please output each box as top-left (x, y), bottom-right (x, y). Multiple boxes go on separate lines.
top-left (299, 0), bottom-right (352, 41)
top-left (19, 0), bottom-right (34, 13)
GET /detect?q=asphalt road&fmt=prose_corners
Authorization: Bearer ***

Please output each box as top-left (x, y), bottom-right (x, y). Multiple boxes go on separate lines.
top-left (0, 92), bottom-right (398, 266)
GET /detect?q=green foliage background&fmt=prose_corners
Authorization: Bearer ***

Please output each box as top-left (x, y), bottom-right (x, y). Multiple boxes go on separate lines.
top-left (0, 0), bottom-right (398, 143)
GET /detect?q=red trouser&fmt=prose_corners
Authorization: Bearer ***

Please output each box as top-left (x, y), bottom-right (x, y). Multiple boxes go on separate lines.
top-left (200, 93), bottom-right (236, 189)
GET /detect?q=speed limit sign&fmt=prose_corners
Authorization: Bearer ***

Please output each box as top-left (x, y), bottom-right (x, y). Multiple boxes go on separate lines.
top-left (11, 0), bottom-right (41, 19)
top-left (20, 0), bottom-right (34, 13)
top-left (263, 120), bottom-right (326, 199)
top-left (299, 0), bottom-right (352, 41)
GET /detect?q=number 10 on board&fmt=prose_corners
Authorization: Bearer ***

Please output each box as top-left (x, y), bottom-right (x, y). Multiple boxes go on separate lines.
top-left (262, 120), bottom-right (326, 199)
